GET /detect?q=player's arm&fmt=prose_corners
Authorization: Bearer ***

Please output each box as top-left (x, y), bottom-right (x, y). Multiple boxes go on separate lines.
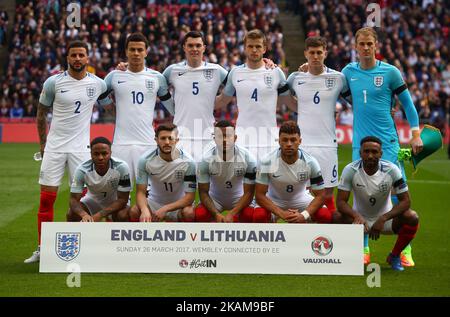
top-left (135, 156), bottom-right (152, 222)
top-left (390, 67), bottom-right (423, 154)
top-left (255, 183), bottom-right (289, 220)
top-left (214, 71), bottom-right (235, 110)
top-left (69, 193), bottom-right (93, 222)
top-left (97, 72), bottom-right (115, 115)
top-left (336, 189), bottom-right (366, 225)
top-left (157, 73), bottom-right (174, 115)
top-left (136, 184), bottom-right (151, 222)
top-left (36, 103), bottom-right (50, 156)
top-left (93, 191), bottom-right (130, 222)
top-left (278, 72), bottom-right (298, 112)
top-left (198, 182), bottom-right (224, 222)
top-left (226, 183), bottom-right (255, 222)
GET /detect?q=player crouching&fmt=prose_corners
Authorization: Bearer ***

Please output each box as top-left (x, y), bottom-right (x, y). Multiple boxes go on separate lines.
top-left (128, 123), bottom-right (196, 222)
top-left (195, 120), bottom-right (257, 222)
top-left (255, 121), bottom-right (333, 223)
top-left (67, 137), bottom-right (131, 222)
top-left (335, 136), bottom-right (419, 271)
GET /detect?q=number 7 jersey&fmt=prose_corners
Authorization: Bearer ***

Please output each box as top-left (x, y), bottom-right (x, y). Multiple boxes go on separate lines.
top-left (39, 71), bottom-right (107, 153)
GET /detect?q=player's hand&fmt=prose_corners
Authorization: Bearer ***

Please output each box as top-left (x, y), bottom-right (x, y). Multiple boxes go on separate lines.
top-left (410, 136), bottom-right (424, 155)
top-left (214, 213), bottom-right (225, 223)
top-left (116, 62), bottom-right (128, 71)
top-left (285, 213), bottom-right (306, 223)
top-left (154, 209), bottom-right (167, 222)
top-left (298, 63), bottom-right (309, 73)
top-left (92, 212), bottom-right (103, 222)
top-left (352, 214), bottom-right (369, 232)
top-left (40, 143), bottom-right (45, 158)
top-left (224, 213), bottom-right (235, 223)
top-left (80, 214), bottom-right (94, 222)
top-left (369, 217), bottom-right (385, 240)
top-left (140, 210), bottom-right (152, 222)
top-left (262, 58), bottom-right (277, 69)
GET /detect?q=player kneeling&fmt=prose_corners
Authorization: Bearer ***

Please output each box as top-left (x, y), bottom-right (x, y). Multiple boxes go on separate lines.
top-left (67, 137), bottom-right (131, 222)
top-left (335, 136), bottom-right (419, 271)
top-left (195, 120), bottom-right (257, 222)
top-left (255, 121), bottom-right (332, 223)
top-left (129, 123), bottom-right (196, 222)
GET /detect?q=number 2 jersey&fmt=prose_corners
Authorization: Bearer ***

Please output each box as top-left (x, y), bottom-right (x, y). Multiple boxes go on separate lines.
top-left (39, 71), bottom-right (107, 153)
top-left (136, 148), bottom-right (197, 205)
top-left (338, 159), bottom-right (408, 221)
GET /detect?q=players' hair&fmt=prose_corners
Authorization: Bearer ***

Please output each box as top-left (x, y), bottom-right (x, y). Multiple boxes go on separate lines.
top-left (243, 29), bottom-right (267, 47)
top-left (67, 40), bottom-right (89, 56)
top-left (90, 136), bottom-right (111, 148)
top-left (355, 27), bottom-right (378, 43)
top-left (182, 31), bottom-right (206, 46)
top-left (214, 120), bottom-right (235, 129)
top-left (125, 32), bottom-right (149, 49)
top-left (305, 36), bottom-right (327, 50)
top-left (360, 136), bottom-right (382, 147)
top-left (279, 121), bottom-right (301, 136)
top-left (155, 123), bottom-right (178, 137)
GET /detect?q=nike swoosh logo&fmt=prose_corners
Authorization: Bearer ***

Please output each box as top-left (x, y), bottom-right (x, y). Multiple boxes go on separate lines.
top-left (356, 183), bottom-right (365, 187)
top-left (118, 81), bottom-right (126, 84)
top-left (272, 174), bottom-right (282, 178)
top-left (330, 179), bottom-right (337, 183)
top-left (61, 90), bottom-right (69, 93)
top-left (351, 78), bottom-right (358, 81)
top-left (298, 82), bottom-right (306, 85)
top-left (150, 173), bottom-right (159, 175)
top-left (178, 72), bottom-right (187, 76)
top-left (237, 79), bottom-right (245, 82)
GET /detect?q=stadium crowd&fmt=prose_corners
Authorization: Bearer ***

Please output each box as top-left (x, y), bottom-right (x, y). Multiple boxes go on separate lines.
top-left (0, 0), bottom-right (285, 123)
top-left (0, 1), bottom-right (448, 131)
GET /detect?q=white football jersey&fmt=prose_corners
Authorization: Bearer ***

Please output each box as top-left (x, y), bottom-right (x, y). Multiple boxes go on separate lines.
top-left (163, 61), bottom-right (228, 140)
top-left (136, 148), bottom-right (197, 205)
top-left (223, 65), bottom-right (289, 147)
top-left (39, 71), bottom-right (107, 152)
top-left (256, 148), bottom-right (324, 208)
top-left (287, 68), bottom-right (347, 147)
top-left (70, 157), bottom-right (131, 202)
top-left (99, 68), bottom-right (170, 145)
top-left (197, 144), bottom-right (257, 209)
top-left (338, 159), bottom-right (408, 221)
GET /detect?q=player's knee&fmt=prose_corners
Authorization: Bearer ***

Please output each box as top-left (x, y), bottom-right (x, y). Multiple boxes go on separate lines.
top-left (180, 206), bottom-right (195, 222)
top-left (403, 209), bottom-right (419, 226)
top-left (66, 209), bottom-right (80, 222)
top-left (239, 206), bottom-right (254, 223)
top-left (194, 205), bottom-right (212, 222)
top-left (114, 207), bottom-right (130, 222)
top-left (253, 207), bottom-right (271, 223)
top-left (331, 210), bottom-right (344, 223)
top-left (312, 207), bottom-right (333, 224)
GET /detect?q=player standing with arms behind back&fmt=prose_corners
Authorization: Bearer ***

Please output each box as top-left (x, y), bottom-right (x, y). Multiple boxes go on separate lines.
top-left (286, 36), bottom-right (348, 216)
top-left (25, 40), bottom-right (107, 263)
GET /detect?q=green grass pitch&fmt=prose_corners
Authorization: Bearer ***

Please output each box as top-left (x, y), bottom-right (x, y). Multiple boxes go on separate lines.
top-left (0, 143), bottom-right (449, 296)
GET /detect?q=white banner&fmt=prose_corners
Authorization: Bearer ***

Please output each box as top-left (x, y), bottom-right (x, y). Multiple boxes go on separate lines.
top-left (40, 222), bottom-right (363, 275)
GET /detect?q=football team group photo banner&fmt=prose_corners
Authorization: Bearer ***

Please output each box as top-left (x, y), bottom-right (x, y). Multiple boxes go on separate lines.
top-left (40, 222), bottom-right (364, 275)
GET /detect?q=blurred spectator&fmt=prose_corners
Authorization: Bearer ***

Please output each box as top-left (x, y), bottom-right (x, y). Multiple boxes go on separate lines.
top-left (0, 1), bottom-right (285, 123)
top-left (0, 10), bottom-right (8, 46)
top-left (339, 104), bottom-right (353, 126)
top-left (10, 102), bottom-right (24, 119)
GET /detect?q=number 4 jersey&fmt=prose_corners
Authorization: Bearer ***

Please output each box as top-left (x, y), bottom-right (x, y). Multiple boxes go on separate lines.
top-left (39, 71), bottom-right (107, 153)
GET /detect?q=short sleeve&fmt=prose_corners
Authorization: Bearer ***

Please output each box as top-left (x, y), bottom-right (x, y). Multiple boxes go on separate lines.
top-left (338, 164), bottom-right (355, 192)
top-left (39, 76), bottom-right (56, 107)
top-left (70, 167), bottom-right (86, 193)
top-left (184, 161), bottom-right (197, 192)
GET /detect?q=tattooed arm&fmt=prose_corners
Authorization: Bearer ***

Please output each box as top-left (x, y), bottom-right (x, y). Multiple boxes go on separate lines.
top-left (37, 103), bottom-right (50, 156)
